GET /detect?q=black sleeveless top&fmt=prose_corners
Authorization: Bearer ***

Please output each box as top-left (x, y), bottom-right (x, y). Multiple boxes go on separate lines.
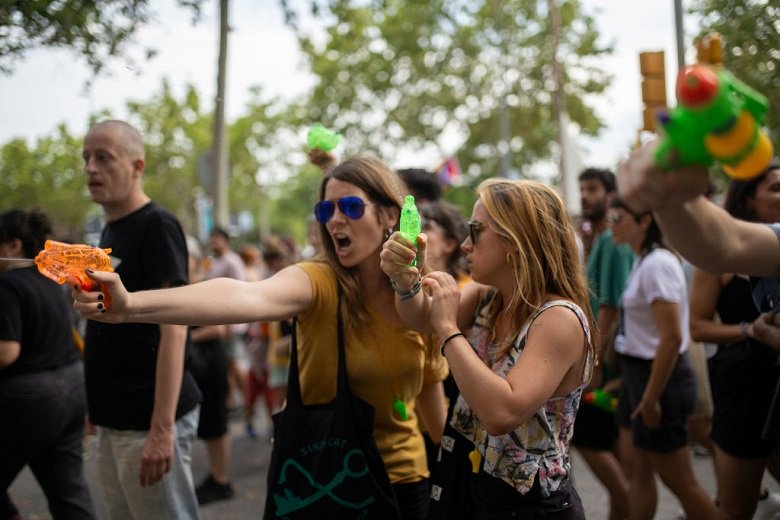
top-left (716, 275), bottom-right (760, 326)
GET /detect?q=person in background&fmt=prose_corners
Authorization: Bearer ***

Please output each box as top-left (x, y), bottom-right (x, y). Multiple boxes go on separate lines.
top-left (416, 200), bottom-right (469, 465)
top-left (382, 178), bottom-right (595, 517)
top-left (300, 215), bottom-right (323, 260)
top-left (185, 236), bottom-right (234, 505)
top-left (205, 227), bottom-right (249, 416)
top-left (418, 201), bottom-right (469, 284)
top-left (73, 155), bottom-right (448, 520)
top-left (0, 209), bottom-right (97, 520)
top-left (261, 235), bottom-right (296, 416)
top-left (238, 243), bottom-right (274, 440)
top-left (574, 168), bottom-right (633, 520)
top-left (397, 168), bottom-right (442, 203)
top-left (609, 198), bottom-right (716, 520)
top-left (238, 244), bottom-right (263, 283)
top-left (80, 120), bottom-right (201, 519)
top-left (617, 143), bottom-right (780, 280)
top-left (618, 145), bottom-right (780, 447)
top-left (689, 163), bottom-right (780, 520)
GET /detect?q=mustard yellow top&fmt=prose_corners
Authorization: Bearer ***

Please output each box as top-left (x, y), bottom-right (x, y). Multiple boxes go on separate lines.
top-left (296, 261), bottom-right (448, 483)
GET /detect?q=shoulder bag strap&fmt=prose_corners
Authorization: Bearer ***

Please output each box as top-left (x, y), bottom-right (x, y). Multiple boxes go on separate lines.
top-left (286, 288), bottom-right (350, 406)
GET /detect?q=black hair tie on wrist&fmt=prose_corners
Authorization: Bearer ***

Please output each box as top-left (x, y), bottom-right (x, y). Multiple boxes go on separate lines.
top-left (440, 332), bottom-right (466, 356)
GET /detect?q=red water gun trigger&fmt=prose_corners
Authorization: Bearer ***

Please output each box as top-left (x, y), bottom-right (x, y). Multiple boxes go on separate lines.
top-left (70, 274), bottom-right (112, 310)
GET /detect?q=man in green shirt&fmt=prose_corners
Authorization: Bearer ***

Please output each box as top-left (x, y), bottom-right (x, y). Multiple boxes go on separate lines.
top-left (574, 168), bottom-right (635, 520)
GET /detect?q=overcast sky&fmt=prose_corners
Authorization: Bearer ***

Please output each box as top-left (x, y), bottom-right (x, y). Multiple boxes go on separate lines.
top-left (0, 0), bottom-right (693, 171)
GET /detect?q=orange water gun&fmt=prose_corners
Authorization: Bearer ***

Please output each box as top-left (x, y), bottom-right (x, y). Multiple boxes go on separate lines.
top-left (34, 240), bottom-right (114, 309)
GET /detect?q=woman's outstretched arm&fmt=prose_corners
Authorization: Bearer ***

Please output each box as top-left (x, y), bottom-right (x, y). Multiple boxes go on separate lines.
top-left (73, 264), bottom-right (313, 326)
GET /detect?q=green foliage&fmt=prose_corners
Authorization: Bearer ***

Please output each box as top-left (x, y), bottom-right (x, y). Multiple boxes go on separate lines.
top-left (0, 125), bottom-right (90, 239)
top-left (689, 0), bottom-right (780, 144)
top-left (284, 0), bottom-right (612, 181)
top-left (2, 0), bottom-right (619, 245)
top-left (267, 164), bottom-right (325, 243)
top-left (0, 0), bottom-right (203, 75)
top-left (227, 90), bottom-right (317, 243)
top-left (122, 81), bottom-right (212, 232)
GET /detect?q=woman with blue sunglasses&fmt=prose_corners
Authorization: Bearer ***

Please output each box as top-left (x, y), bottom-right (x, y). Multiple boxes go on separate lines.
top-left (72, 155), bottom-right (448, 520)
top-left (381, 179), bottom-right (596, 518)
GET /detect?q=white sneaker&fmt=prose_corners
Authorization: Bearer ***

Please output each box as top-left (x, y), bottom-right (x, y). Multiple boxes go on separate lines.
top-left (754, 490), bottom-right (780, 520)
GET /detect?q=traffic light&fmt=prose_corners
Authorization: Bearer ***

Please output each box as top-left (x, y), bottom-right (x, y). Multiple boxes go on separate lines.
top-left (696, 33), bottom-right (723, 67)
top-left (639, 51), bottom-right (667, 132)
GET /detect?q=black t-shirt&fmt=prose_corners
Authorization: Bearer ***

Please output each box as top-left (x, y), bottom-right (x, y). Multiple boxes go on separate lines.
top-left (84, 202), bottom-right (201, 430)
top-left (0, 266), bottom-right (80, 379)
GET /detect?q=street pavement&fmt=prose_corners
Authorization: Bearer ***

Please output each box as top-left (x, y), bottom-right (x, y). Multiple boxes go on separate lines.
top-left (9, 412), bottom-right (778, 519)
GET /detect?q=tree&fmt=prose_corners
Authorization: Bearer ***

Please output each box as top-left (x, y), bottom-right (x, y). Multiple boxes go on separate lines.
top-left (0, 79), bottom-right (311, 243)
top-left (689, 0), bottom-right (780, 143)
top-left (0, 125), bottom-right (92, 239)
top-left (282, 0), bottom-right (612, 184)
top-left (226, 89), bottom-right (313, 242)
top-left (0, 0), bottom-right (203, 75)
top-left (120, 81), bottom-right (214, 233)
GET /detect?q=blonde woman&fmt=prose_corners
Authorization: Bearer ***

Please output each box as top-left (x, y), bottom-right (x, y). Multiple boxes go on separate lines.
top-left (381, 179), bottom-right (595, 517)
top-left (74, 155), bottom-right (447, 520)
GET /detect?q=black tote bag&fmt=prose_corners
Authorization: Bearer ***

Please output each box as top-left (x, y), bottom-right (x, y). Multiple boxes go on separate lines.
top-left (427, 395), bottom-right (474, 520)
top-left (263, 295), bottom-right (401, 519)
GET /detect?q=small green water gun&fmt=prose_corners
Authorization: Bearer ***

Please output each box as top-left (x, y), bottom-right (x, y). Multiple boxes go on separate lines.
top-left (306, 124), bottom-right (342, 152)
top-left (582, 388), bottom-right (617, 413)
top-left (399, 195), bottom-right (421, 267)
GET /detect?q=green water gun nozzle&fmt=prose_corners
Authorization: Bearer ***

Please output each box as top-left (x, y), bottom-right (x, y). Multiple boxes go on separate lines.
top-left (399, 195), bottom-right (421, 267)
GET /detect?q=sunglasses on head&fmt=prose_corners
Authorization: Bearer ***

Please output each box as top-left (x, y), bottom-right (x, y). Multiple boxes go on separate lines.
top-left (467, 220), bottom-right (484, 245)
top-left (314, 196), bottom-right (371, 224)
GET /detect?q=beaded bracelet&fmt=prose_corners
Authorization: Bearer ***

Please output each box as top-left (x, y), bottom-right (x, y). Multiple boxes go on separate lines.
top-left (390, 275), bottom-right (422, 301)
top-left (440, 331), bottom-right (466, 356)
top-left (740, 321), bottom-right (750, 339)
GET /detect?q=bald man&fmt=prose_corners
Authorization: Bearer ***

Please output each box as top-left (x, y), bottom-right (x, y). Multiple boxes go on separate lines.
top-left (81, 120), bottom-right (202, 519)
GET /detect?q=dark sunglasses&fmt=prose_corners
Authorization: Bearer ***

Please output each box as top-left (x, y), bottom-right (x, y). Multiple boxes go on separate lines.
top-left (467, 220), bottom-right (484, 244)
top-left (608, 210), bottom-right (642, 224)
top-left (314, 196), bottom-right (370, 224)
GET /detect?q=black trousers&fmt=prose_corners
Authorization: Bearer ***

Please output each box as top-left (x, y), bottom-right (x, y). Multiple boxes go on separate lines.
top-left (0, 362), bottom-right (96, 519)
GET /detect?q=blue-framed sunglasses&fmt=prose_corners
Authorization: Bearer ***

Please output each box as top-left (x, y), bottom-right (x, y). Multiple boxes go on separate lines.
top-left (314, 196), bottom-right (371, 224)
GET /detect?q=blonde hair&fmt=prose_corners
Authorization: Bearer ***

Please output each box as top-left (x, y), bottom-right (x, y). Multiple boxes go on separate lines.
top-left (317, 155), bottom-right (406, 326)
top-left (478, 178), bottom-right (596, 358)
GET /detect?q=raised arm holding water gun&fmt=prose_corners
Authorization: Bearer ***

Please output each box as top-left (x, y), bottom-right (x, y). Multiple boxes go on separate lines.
top-left (619, 59), bottom-right (779, 279)
top-left (306, 124), bottom-right (342, 173)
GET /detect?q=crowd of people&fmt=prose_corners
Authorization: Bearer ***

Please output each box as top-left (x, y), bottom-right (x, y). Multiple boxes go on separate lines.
top-left (2, 117), bottom-right (780, 520)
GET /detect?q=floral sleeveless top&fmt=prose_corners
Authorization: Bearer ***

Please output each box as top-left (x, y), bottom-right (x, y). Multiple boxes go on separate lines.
top-left (450, 299), bottom-right (594, 497)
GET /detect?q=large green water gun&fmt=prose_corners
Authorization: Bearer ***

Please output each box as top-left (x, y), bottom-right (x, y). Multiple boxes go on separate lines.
top-left (306, 124), bottom-right (342, 152)
top-left (399, 195), bottom-right (421, 267)
top-left (654, 64), bottom-right (773, 180)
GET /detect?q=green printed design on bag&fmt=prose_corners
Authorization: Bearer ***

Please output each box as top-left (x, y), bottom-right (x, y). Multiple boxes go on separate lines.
top-left (272, 448), bottom-right (375, 516)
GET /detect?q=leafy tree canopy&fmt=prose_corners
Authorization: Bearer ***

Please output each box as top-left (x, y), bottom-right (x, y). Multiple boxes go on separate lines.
top-left (0, 0), bottom-right (203, 75)
top-left (0, 80), bottom-right (315, 245)
top-left (282, 0), bottom-right (613, 184)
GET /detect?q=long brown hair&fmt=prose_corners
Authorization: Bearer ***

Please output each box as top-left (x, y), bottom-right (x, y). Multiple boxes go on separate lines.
top-left (317, 155), bottom-right (406, 326)
top-left (478, 179), bottom-right (596, 358)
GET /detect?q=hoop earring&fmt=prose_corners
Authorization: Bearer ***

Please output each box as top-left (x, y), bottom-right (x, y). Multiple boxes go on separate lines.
top-left (384, 227), bottom-right (393, 241)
